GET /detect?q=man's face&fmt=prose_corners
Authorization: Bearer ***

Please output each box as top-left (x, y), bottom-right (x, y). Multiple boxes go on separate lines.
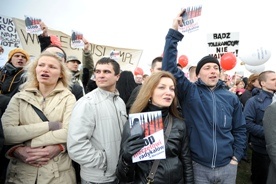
top-left (94, 63), bottom-right (119, 92)
top-left (150, 62), bottom-right (162, 74)
top-left (189, 67), bottom-right (198, 83)
top-left (261, 73), bottom-right (276, 92)
top-left (197, 63), bottom-right (220, 89)
top-left (10, 53), bottom-right (28, 68)
top-left (134, 75), bottom-right (143, 84)
top-left (66, 60), bottom-right (79, 72)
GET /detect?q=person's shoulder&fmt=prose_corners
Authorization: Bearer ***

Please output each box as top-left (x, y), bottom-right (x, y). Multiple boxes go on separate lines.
top-left (13, 90), bottom-right (29, 99)
top-left (72, 82), bottom-right (82, 89)
top-left (240, 89), bottom-right (250, 97)
top-left (171, 116), bottom-right (186, 130)
top-left (244, 95), bottom-right (257, 106)
top-left (133, 84), bottom-right (142, 92)
top-left (81, 88), bottom-right (103, 102)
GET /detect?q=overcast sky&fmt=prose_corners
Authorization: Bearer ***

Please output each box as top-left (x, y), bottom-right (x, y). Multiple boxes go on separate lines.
top-left (1, 0), bottom-right (275, 76)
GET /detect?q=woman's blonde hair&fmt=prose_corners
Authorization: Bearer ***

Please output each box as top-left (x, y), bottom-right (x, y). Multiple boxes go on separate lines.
top-left (130, 71), bottom-right (182, 119)
top-left (21, 51), bottom-right (72, 89)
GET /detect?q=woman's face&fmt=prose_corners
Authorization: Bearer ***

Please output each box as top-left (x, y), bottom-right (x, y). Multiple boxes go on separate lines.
top-left (252, 79), bottom-right (261, 88)
top-left (237, 81), bottom-right (245, 89)
top-left (36, 55), bottom-right (62, 87)
top-left (151, 77), bottom-right (175, 108)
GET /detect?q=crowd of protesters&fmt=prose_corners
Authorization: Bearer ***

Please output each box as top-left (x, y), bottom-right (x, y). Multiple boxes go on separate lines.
top-left (1, 10), bottom-right (276, 184)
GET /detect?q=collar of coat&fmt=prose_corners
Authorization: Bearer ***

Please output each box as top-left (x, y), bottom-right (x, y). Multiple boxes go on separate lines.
top-left (97, 87), bottom-right (120, 98)
top-left (21, 81), bottom-right (70, 97)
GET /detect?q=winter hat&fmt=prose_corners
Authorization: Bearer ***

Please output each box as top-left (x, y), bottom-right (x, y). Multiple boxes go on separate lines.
top-left (195, 55), bottom-right (220, 75)
top-left (7, 48), bottom-right (30, 63)
top-left (134, 67), bottom-right (144, 76)
top-left (67, 55), bottom-right (81, 64)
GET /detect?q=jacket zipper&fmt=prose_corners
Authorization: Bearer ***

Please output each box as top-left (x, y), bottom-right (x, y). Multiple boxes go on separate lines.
top-left (208, 88), bottom-right (217, 169)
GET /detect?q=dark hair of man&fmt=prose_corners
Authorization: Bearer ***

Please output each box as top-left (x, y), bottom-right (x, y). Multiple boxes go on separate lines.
top-left (95, 57), bottom-right (120, 75)
top-left (258, 70), bottom-right (275, 87)
top-left (151, 56), bottom-right (163, 69)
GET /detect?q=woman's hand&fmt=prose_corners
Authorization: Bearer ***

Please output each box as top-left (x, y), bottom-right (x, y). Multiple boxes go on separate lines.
top-left (13, 145), bottom-right (62, 167)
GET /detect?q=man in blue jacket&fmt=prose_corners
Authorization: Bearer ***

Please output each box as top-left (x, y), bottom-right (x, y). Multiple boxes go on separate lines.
top-left (243, 70), bottom-right (276, 184)
top-left (161, 11), bottom-right (247, 183)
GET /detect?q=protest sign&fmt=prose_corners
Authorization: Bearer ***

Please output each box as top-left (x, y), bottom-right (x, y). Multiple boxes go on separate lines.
top-left (129, 111), bottom-right (166, 163)
top-left (207, 32), bottom-right (240, 59)
top-left (1, 14), bottom-right (143, 71)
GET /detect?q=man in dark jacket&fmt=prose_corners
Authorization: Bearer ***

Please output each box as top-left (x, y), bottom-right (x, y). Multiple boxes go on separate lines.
top-left (161, 11), bottom-right (247, 183)
top-left (0, 48), bottom-right (29, 112)
top-left (243, 70), bottom-right (276, 184)
top-left (0, 48), bottom-right (29, 184)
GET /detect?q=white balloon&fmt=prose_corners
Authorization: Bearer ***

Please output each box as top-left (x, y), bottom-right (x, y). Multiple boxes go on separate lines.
top-left (239, 46), bottom-right (271, 66)
top-left (245, 64), bottom-right (265, 74)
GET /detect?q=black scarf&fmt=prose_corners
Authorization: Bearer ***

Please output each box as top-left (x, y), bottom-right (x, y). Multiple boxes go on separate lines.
top-left (146, 103), bottom-right (169, 122)
top-left (1, 63), bottom-right (22, 76)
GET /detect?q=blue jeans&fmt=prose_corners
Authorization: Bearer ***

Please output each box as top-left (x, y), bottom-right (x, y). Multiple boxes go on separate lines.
top-left (193, 161), bottom-right (238, 184)
top-left (81, 178), bottom-right (118, 184)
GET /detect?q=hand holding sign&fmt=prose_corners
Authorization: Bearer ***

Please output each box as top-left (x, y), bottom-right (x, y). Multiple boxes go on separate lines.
top-left (71, 30), bottom-right (84, 48)
top-left (24, 15), bottom-right (43, 35)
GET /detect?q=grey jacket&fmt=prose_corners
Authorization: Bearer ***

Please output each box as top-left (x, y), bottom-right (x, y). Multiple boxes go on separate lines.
top-left (263, 102), bottom-right (276, 184)
top-left (67, 87), bottom-right (127, 183)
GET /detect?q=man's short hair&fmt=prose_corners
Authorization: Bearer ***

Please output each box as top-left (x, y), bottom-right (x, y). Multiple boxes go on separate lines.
top-left (258, 70), bottom-right (275, 87)
top-left (188, 66), bottom-right (196, 72)
top-left (95, 57), bottom-right (120, 75)
top-left (151, 56), bottom-right (163, 69)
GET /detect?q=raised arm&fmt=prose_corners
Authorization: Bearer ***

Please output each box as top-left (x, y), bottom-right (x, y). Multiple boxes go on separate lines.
top-left (81, 38), bottom-right (94, 88)
top-left (161, 10), bottom-right (192, 101)
top-left (38, 21), bottom-right (51, 52)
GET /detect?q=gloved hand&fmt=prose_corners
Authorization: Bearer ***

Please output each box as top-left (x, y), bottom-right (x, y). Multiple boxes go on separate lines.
top-left (122, 134), bottom-right (146, 164)
top-left (48, 121), bottom-right (62, 131)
